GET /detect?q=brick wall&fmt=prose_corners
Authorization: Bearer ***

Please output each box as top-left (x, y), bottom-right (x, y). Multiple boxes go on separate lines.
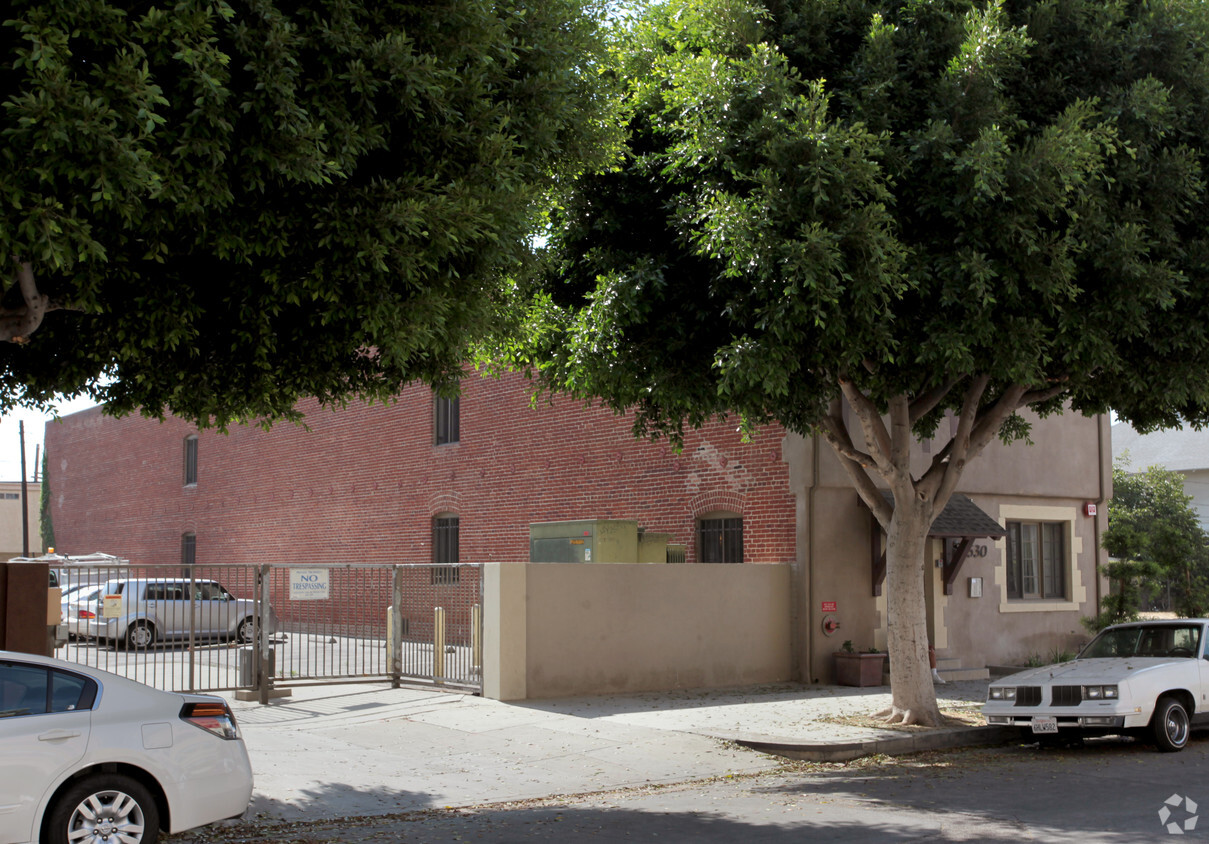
top-left (43, 370), bottom-right (797, 571)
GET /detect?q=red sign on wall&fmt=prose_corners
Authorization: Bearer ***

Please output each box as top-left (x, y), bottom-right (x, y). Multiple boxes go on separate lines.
top-left (821, 601), bottom-right (838, 612)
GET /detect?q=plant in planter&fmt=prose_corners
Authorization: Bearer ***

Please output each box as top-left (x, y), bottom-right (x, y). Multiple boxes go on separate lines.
top-left (834, 642), bottom-right (886, 687)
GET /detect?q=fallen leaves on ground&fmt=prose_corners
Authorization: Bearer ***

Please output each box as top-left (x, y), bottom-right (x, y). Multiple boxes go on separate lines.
top-left (815, 705), bottom-right (985, 732)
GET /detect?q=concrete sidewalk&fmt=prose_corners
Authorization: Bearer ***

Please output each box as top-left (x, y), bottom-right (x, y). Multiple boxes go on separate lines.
top-left (222, 679), bottom-right (1002, 823)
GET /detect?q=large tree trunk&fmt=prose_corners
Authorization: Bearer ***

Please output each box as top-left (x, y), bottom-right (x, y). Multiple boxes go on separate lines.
top-left (817, 378), bottom-right (1062, 727)
top-left (880, 497), bottom-right (943, 725)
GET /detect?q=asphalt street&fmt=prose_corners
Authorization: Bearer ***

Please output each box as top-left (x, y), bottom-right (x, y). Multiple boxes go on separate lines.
top-left (184, 734), bottom-right (1209, 843)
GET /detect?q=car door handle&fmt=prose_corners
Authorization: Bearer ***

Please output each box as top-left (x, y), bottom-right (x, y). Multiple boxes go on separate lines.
top-left (38, 729), bottom-right (81, 741)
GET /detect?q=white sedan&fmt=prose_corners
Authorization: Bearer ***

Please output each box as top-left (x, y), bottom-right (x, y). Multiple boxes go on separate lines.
top-left (0, 650), bottom-right (253, 843)
top-left (983, 619), bottom-right (1209, 752)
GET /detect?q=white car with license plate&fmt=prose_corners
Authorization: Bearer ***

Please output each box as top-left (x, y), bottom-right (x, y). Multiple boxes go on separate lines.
top-left (0, 650), bottom-right (252, 843)
top-left (983, 619), bottom-right (1209, 752)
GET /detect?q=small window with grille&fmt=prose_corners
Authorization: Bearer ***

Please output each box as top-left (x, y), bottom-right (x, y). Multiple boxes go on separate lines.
top-left (698, 515), bottom-right (743, 564)
top-left (183, 435), bottom-right (198, 486)
top-left (432, 515), bottom-right (460, 584)
top-left (434, 393), bottom-right (460, 445)
top-left (181, 532), bottom-right (196, 579)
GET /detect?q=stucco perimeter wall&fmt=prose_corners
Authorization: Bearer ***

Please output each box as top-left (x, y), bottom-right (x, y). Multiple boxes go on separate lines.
top-left (483, 563), bottom-right (792, 701)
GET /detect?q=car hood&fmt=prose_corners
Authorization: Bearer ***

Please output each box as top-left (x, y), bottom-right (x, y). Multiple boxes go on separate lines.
top-left (996, 658), bottom-right (1188, 685)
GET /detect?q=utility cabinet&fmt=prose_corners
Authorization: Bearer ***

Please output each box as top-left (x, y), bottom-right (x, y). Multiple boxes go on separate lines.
top-left (529, 520), bottom-right (642, 563)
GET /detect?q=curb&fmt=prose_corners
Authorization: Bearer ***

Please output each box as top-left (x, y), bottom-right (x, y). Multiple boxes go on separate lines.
top-left (735, 726), bottom-right (1019, 763)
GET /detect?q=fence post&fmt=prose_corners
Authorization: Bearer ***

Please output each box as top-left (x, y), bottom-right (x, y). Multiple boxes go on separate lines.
top-left (258, 564), bottom-right (272, 706)
top-left (471, 603), bottom-right (482, 675)
top-left (390, 567), bottom-right (403, 688)
top-left (433, 606), bottom-right (445, 684)
top-left (187, 566), bottom-right (197, 693)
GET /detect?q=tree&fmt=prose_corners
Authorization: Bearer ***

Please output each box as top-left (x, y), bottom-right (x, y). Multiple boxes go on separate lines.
top-left (1, 0), bottom-right (614, 426)
top-left (39, 447), bottom-right (53, 553)
top-left (1093, 461), bottom-right (1209, 628)
top-left (512, 0), bottom-right (1209, 724)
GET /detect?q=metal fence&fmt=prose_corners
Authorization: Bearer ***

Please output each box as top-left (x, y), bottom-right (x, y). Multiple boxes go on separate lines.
top-left (53, 562), bottom-right (482, 698)
top-left (267, 563), bottom-right (483, 694)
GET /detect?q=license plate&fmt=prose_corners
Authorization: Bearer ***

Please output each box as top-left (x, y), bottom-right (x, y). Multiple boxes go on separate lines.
top-left (1031, 717), bottom-right (1058, 734)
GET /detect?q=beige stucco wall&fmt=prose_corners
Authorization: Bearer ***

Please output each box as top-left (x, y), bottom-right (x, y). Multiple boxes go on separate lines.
top-left (0, 482), bottom-right (41, 560)
top-left (483, 562), bottom-right (792, 700)
top-left (788, 410), bottom-right (1111, 683)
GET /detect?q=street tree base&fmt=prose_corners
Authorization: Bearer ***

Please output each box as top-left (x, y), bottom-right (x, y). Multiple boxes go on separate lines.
top-left (874, 706), bottom-right (944, 727)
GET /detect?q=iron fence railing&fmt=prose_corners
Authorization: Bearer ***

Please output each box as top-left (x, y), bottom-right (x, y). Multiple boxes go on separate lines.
top-left (53, 562), bottom-right (483, 698)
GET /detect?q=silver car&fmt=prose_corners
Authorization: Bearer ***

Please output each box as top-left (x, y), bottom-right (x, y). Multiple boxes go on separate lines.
top-left (72, 578), bottom-right (273, 649)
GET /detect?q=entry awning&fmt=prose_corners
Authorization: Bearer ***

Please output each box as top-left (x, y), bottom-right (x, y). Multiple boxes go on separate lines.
top-left (870, 492), bottom-right (1006, 597)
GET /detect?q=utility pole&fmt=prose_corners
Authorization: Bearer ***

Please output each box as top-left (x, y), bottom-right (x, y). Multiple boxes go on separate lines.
top-left (19, 420), bottom-right (28, 557)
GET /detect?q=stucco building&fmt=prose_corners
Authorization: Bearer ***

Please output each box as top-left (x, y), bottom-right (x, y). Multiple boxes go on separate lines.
top-left (0, 480), bottom-right (42, 560)
top-left (43, 371), bottom-right (1110, 686)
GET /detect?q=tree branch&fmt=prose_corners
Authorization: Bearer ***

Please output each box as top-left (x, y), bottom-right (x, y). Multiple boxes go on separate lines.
top-left (818, 413), bottom-right (877, 468)
top-left (888, 394), bottom-right (912, 477)
top-left (930, 375), bottom-right (991, 508)
top-left (0, 259), bottom-right (60, 344)
top-left (818, 412), bottom-right (894, 529)
top-left (1020, 382), bottom-right (1070, 407)
top-left (908, 377), bottom-right (963, 426)
top-left (967, 383), bottom-right (1028, 456)
top-left (838, 376), bottom-right (894, 474)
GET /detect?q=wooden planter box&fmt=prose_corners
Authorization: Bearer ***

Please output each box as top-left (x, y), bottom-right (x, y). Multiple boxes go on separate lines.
top-left (834, 652), bottom-right (886, 687)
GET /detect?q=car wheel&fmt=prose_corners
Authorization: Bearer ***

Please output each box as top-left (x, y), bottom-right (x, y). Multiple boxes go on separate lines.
top-left (46, 773), bottom-right (160, 844)
top-left (125, 621), bottom-right (155, 650)
top-left (1151, 696), bottom-right (1191, 752)
top-left (237, 617), bottom-right (257, 643)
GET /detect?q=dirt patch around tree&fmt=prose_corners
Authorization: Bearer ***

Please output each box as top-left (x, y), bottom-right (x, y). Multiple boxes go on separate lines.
top-left (816, 704), bottom-right (986, 732)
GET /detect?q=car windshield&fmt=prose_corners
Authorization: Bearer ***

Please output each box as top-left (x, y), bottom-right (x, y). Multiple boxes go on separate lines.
top-left (1080, 624), bottom-right (1202, 659)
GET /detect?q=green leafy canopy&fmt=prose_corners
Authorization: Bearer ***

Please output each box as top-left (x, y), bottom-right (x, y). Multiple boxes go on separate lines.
top-left (518, 0), bottom-right (1209, 445)
top-left (1, 0), bottom-right (616, 427)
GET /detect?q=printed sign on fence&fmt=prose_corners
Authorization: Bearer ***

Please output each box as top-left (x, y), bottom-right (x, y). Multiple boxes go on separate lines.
top-left (289, 568), bottom-right (330, 601)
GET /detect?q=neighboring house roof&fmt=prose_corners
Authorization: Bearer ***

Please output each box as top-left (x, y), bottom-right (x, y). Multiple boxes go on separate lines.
top-left (1112, 423), bottom-right (1209, 473)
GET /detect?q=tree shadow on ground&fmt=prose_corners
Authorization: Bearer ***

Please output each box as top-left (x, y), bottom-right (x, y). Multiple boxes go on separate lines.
top-left (169, 738), bottom-right (1203, 843)
top-left (515, 680), bottom-right (986, 721)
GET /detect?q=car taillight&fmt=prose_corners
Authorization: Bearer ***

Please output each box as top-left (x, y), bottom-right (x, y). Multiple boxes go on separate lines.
top-left (180, 701), bottom-right (241, 740)
top-left (77, 609), bottom-right (96, 619)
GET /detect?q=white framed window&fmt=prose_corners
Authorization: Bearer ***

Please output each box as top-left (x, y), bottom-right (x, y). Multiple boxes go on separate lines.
top-left (1006, 521), bottom-right (1066, 599)
top-left (995, 505), bottom-right (1087, 613)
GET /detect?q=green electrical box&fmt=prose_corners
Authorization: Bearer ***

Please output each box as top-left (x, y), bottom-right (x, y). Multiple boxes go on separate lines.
top-left (529, 520), bottom-right (642, 563)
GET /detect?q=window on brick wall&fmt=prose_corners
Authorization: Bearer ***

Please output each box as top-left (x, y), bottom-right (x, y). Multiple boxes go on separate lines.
top-left (181, 532), bottom-right (196, 578)
top-left (432, 515), bottom-right (460, 584)
top-left (698, 514), bottom-right (743, 563)
top-left (183, 435), bottom-right (198, 486)
top-left (434, 392), bottom-right (460, 445)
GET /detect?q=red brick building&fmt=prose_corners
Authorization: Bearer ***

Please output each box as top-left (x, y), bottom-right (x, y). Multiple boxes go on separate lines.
top-left (43, 370), bottom-right (797, 570)
top-left (43, 369), bottom-right (1111, 684)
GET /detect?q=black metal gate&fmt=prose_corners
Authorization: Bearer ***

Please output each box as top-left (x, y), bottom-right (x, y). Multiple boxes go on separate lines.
top-left (54, 561), bottom-right (482, 698)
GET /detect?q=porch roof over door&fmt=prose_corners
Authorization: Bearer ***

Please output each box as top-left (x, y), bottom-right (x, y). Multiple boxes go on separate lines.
top-left (870, 492), bottom-right (1006, 596)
